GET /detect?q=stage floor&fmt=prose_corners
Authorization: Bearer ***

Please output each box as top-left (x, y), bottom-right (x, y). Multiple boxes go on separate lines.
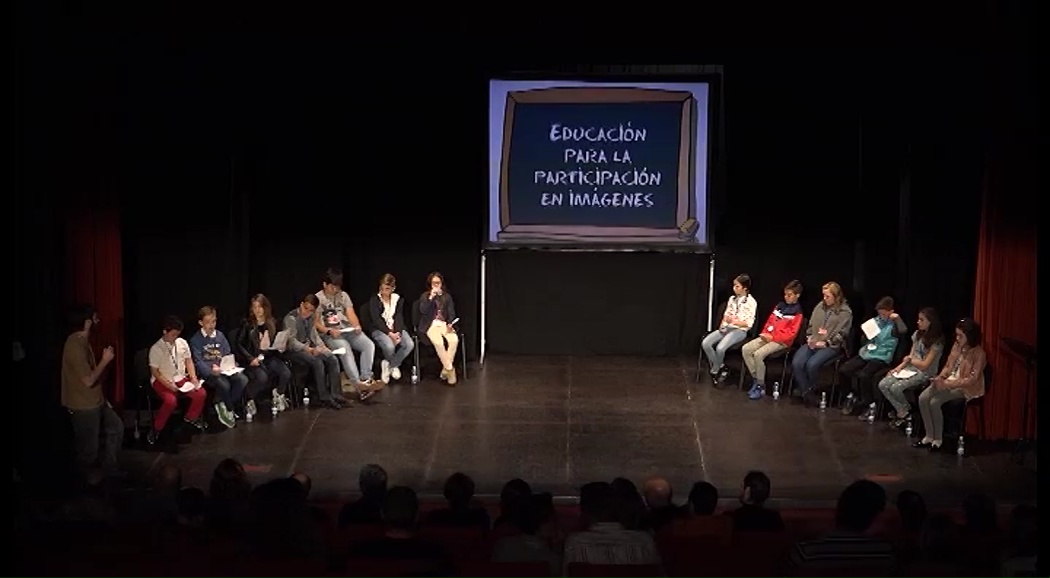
top-left (124, 355), bottom-right (1037, 507)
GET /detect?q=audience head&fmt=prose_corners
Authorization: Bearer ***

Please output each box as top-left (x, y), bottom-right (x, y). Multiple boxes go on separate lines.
top-left (442, 472), bottom-right (476, 509)
top-left (920, 513), bottom-right (961, 563)
top-left (955, 318), bottom-right (982, 349)
top-left (378, 273), bottom-right (397, 297)
top-left (382, 485), bottom-right (419, 531)
top-left (783, 280), bottom-right (803, 304)
top-left (821, 282), bottom-right (845, 307)
top-left (688, 481), bottom-right (719, 515)
top-left (161, 315), bottom-right (184, 342)
top-left (322, 267), bottom-right (343, 294)
top-left (642, 476), bottom-right (673, 509)
top-left (733, 274), bottom-right (751, 296)
top-left (961, 492), bottom-right (997, 532)
top-left (290, 472), bottom-right (312, 496)
top-left (835, 479), bottom-right (886, 533)
top-left (741, 470), bottom-right (771, 506)
top-left (875, 296), bottom-right (895, 319)
top-left (198, 305), bottom-right (218, 334)
top-left (611, 477), bottom-right (645, 529)
top-left (510, 492), bottom-right (552, 535)
top-left (426, 271), bottom-right (445, 292)
top-left (916, 307), bottom-right (943, 347)
top-left (1007, 504), bottom-right (1038, 557)
top-left (250, 294), bottom-right (273, 323)
top-left (499, 478), bottom-right (532, 514)
top-left (579, 481), bottom-right (616, 525)
top-left (895, 490), bottom-right (928, 532)
top-left (299, 293), bottom-right (319, 318)
top-left (359, 463), bottom-right (388, 498)
top-left (209, 458), bottom-right (251, 504)
top-left (248, 477), bottom-right (313, 553)
top-left (68, 303), bottom-right (99, 333)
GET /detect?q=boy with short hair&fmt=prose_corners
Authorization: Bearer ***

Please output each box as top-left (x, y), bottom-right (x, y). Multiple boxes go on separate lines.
top-left (188, 306), bottom-right (245, 428)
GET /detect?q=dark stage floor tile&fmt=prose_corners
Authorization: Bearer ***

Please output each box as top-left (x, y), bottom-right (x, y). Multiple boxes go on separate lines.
top-left (119, 355), bottom-right (1038, 507)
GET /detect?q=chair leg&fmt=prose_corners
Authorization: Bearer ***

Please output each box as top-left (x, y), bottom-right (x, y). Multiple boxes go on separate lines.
top-left (460, 338), bottom-right (468, 380)
top-left (413, 335), bottom-right (421, 382)
top-left (695, 348), bottom-right (705, 382)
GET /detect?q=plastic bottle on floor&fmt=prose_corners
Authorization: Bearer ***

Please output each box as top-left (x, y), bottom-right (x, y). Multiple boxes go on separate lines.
top-left (303, 388), bottom-right (310, 408)
top-left (819, 391), bottom-right (827, 411)
top-left (772, 382), bottom-right (780, 401)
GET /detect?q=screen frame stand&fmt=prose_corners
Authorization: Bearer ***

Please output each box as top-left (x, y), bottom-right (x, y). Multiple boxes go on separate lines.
top-left (480, 250), bottom-right (487, 367)
top-left (707, 254), bottom-right (716, 333)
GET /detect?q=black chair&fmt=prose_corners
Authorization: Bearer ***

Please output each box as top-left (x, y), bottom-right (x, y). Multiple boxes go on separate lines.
top-left (943, 363), bottom-right (992, 450)
top-left (749, 321), bottom-right (808, 393)
top-left (786, 330), bottom-right (851, 401)
top-left (867, 334), bottom-right (913, 419)
top-left (410, 296), bottom-right (468, 382)
top-left (695, 301), bottom-right (759, 383)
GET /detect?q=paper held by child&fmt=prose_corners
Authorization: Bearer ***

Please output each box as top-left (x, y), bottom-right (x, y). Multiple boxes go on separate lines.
top-left (861, 318), bottom-right (880, 340)
top-left (893, 368), bottom-right (918, 379)
top-left (220, 354), bottom-right (244, 376)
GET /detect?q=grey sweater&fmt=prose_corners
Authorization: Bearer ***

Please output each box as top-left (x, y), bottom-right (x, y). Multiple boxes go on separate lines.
top-left (283, 309), bottom-right (321, 352)
top-left (805, 302), bottom-right (854, 350)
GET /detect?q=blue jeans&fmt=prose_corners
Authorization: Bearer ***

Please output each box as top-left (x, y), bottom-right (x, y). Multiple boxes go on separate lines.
top-left (322, 331), bottom-right (375, 381)
top-left (791, 345), bottom-right (842, 395)
top-left (371, 330), bottom-right (414, 369)
top-left (701, 328), bottom-right (748, 372)
top-left (207, 372), bottom-right (248, 412)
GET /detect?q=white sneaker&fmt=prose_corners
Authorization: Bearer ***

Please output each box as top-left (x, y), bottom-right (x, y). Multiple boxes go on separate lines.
top-left (277, 393), bottom-right (288, 412)
top-left (390, 366), bottom-right (402, 381)
top-left (380, 360), bottom-right (391, 384)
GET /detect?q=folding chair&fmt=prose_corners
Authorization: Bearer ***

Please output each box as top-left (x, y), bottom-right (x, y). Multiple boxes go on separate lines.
top-left (696, 296), bottom-right (761, 384)
top-left (411, 296), bottom-right (468, 382)
top-left (744, 322), bottom-right (807, 393)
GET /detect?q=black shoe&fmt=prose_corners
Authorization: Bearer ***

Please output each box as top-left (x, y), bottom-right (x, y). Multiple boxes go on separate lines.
top-left (912, 440), bottom-right (931, 449)
top-left (332, 395), bottom-right (352, 406)
top-left (183, 417), bottom-right (207, 432)
top-left (840, 397), bottom-right (855, 415)
top-left (319, 399), bottom-right (341, 410)
top-left (358, 389), bottom-right (375, 402)
top-left (928, 443), bottom-right (943, 453)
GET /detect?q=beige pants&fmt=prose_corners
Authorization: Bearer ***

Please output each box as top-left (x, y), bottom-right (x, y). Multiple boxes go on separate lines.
top-left (741, 337), bottom-right (787, 384)
top-left (426, 322), bottom-right (459, 370)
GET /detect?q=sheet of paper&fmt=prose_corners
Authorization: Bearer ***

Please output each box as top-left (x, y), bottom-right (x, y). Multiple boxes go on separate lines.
top-left (220, 354), bottom-right (237, 372)
top-left (893, 368), bottom-right (917, 379)
top-left (221, 368), bottom-right (245, 376)
top-left (178, 381), bottom-right (197, 392)
top-left (331, 347), bottom-right (347, 355)
top-left (269, 330), bottom-right (289, 352)
top-left (860, 318), bottom-right (880, 340)
top-left (340, 327), bottom-right (358, 333)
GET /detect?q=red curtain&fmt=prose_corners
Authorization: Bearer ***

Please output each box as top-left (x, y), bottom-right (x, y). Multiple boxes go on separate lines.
top-left (66, 209), bottom-right (126, 406)
top-left (969, 153), bottom-right (1037, 440)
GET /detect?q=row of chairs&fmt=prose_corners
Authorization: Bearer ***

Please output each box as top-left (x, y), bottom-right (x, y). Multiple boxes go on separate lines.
top-left (128, 297), bottom-right (469, 437)
top-left (696, 306), bottom-right (988, 444)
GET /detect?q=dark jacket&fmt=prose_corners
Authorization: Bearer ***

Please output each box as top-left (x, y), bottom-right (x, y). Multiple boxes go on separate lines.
top-left (417, 291), bottom-right (457, 334)
top-left (235, 318), bottom-right (277, 365)
top-left (367, 294), bottom-right (407, 336)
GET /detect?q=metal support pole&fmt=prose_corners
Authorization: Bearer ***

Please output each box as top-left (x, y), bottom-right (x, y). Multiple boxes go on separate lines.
top-left (707, 254), bottom-right (716, 332)
top-left (479, 251), bottom-right (487, 366)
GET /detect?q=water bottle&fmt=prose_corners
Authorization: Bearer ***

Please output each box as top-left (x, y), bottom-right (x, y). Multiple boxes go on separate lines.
top-left (245, 409), bottom-right (254, 423)
top-left (956, 435), bottom-right (965, 456)
top-left (867, 403), bottom-right (876, 424)
top-left (905, 416), bottom-right (913, 436)
top-left (819, 391), bottom-right (827, 410)
top-left (303, 387), bottom-right (311, 408)
top-left (133, 427), bottom-right (140, 441)
top-left (271, 402), bottom-right (278, 419)
top-left (410, 365), bottom-right (419, 384)
top-left (772, 382), bottom-right (780, 401)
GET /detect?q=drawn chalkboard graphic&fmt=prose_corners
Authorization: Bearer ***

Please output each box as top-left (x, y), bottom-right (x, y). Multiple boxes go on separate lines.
top-left (496, 87), bottom-right (698, 244)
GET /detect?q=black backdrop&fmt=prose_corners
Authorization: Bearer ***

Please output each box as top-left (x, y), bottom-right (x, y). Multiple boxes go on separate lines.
top-left (16, 8), bottom-right (1026, 387)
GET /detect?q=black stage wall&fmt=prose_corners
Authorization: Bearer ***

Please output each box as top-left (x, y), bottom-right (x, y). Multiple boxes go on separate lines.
top-left (16, 13), bottom-right (1010, 381)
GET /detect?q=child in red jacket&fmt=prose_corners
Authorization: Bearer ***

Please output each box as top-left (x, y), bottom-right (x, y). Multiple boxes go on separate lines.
top-left (743, 280), bottom-right (804, 399)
